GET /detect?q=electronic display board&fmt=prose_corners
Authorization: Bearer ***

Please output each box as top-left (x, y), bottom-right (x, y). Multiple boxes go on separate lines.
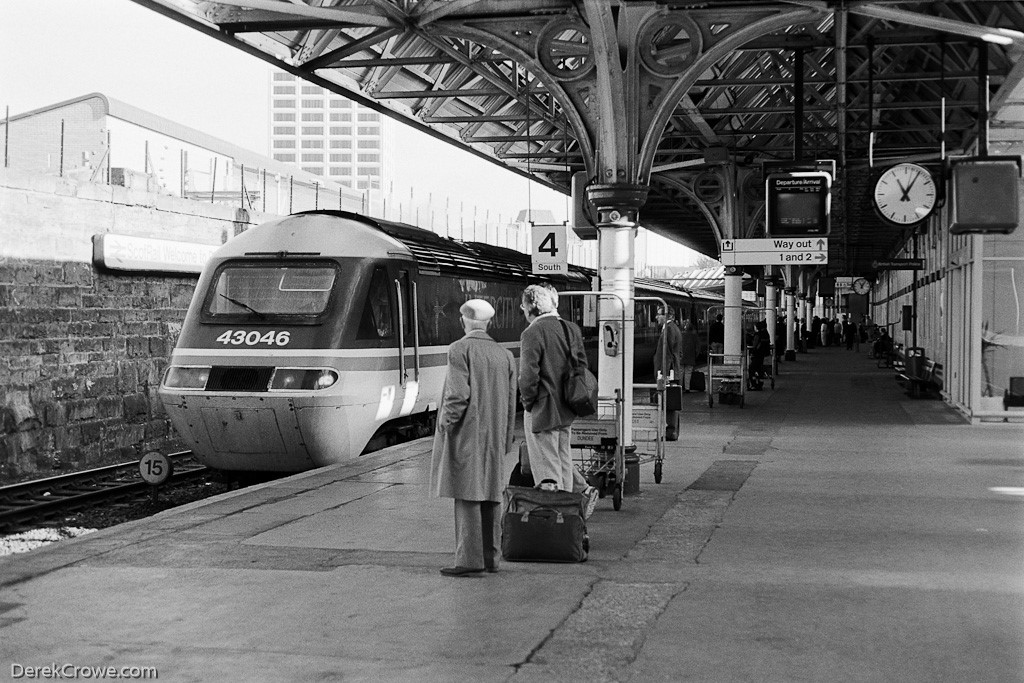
top-left (765, 171), bottom-right (831, 236)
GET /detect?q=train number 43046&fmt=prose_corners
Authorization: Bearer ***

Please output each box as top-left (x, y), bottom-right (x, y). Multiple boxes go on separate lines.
top-left (215, 330), bottom-right (292, 346)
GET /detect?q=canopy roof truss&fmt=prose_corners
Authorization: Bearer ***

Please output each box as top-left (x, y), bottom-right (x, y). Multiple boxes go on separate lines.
top-left (133, 0), bottom-right (1024, 277)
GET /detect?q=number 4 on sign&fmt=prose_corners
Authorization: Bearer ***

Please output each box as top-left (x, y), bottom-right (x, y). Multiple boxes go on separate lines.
top-left (538, 232), bottom-right (559, 256)
top-left (531, 224), bottom-right (568, 275)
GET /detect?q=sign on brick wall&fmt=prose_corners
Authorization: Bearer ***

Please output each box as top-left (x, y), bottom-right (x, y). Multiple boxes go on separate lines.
top-left (92, 234), bottom-right (218, 274)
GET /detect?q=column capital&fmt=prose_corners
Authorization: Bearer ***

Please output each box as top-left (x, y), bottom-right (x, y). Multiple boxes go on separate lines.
top-left (586, 183), bottom-right (649, 219)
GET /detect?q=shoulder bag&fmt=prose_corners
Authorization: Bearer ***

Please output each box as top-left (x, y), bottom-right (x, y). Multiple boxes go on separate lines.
top-left (558, 319), bottom-right (598, 417)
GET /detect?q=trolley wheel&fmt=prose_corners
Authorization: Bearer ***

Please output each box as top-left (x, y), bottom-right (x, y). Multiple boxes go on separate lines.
top-left (612, 483), bottom-right (622, 511)
top-left (654, 460), bottom-right (663, 483)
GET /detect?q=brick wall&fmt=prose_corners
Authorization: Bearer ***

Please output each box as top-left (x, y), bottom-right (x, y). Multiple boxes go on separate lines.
top-left (0, 168), bottom-right (274, 482)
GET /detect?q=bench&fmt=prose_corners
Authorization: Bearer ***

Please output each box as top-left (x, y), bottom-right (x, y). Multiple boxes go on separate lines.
top-left (896, 356), bottom-right (943, 398)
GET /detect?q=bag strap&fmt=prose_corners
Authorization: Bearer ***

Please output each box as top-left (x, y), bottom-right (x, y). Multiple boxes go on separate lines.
top-left (558, 319), bottom-right (580, 370)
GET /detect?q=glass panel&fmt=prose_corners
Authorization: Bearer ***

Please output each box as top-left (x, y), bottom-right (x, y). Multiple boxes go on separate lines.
top-left (357, 268), bottom-right (394, 339)
top-left (981, 260), bottom-right (1024, 397)
top-left (207, 264), bottom-right (337, 317)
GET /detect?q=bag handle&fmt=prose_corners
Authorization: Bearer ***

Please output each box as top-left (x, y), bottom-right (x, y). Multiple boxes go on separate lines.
top-left (520, 508), bottom-right (564, 524)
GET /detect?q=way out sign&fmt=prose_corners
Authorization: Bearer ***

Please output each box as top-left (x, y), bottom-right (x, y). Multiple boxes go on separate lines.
top-left (531, 224), bottom-right (569, 275)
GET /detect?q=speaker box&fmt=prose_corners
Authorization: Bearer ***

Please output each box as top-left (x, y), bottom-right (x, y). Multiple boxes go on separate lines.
top-left (950, 160), bottom-right (1019, 234)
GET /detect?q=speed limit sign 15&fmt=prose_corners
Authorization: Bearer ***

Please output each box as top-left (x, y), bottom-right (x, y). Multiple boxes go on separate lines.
top-left (139, 451), bottom-right (172, 485)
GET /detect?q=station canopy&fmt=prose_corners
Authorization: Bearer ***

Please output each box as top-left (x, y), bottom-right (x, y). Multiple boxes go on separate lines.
top-left (132, 0), bottom-right (1024, 277)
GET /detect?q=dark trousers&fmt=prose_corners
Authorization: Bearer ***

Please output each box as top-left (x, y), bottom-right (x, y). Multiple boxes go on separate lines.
top-left (454, 499), bottom-right (500, 570)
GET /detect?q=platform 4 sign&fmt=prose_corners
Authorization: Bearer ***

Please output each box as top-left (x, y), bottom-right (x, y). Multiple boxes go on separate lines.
top-left (720, 238), bottom-right (829, 266)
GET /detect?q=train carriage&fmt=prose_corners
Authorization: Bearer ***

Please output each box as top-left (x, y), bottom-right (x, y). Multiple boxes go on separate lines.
top-left (159, 210), bottom-right (724, 473)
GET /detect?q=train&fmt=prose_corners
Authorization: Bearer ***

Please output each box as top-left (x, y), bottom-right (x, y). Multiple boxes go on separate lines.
top-left (158, 210), bottom-right (729, 473)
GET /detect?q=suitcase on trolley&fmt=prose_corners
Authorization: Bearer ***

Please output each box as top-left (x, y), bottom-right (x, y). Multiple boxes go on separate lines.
top-left (501, 486), bottom-right (588, 563)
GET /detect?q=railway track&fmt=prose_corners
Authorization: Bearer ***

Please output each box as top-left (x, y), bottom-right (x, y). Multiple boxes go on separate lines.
top-left (0, 451), bottom-right (209, 533)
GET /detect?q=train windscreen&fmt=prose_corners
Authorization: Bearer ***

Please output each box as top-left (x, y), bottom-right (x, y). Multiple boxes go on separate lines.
top-left (205, 263), bottom-right (337, 318)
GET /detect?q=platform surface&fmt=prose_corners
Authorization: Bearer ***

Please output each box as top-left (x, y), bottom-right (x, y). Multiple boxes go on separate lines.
top-left (2, 347), bottom-right (1022, 682)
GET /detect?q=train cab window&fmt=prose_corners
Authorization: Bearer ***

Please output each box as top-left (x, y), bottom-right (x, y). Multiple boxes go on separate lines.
top-left (357, 267), bottom-right (394, 339)
top-left (206, 263), bottom-right (336, 318)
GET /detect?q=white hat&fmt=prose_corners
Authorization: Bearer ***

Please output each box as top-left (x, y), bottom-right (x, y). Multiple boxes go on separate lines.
top-left (460, 298), bottom-right (495, 322)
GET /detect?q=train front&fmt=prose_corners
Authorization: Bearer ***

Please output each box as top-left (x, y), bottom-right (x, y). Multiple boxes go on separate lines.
top-left (158, 213), bottom-right (416, 472)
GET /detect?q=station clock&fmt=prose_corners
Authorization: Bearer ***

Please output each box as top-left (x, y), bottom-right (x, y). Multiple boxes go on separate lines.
top-left (872, 163), bottom-right (937, 226)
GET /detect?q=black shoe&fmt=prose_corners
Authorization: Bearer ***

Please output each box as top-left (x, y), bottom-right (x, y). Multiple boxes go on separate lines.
top-left (440, 566), bottom-right (484, 577)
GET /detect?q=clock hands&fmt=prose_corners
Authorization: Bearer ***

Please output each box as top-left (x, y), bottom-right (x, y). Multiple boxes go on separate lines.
top-left (897, 170), bottom-right (919, 202)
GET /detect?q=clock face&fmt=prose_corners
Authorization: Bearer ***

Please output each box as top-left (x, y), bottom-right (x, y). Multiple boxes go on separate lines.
top-left (873, 163), bottom-right (937, 225)
top-left (853, 278), bottom-right (871, 295)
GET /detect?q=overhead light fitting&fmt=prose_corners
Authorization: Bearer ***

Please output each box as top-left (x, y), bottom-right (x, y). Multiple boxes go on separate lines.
top-left (850, 4), bottom-right (1024, 45)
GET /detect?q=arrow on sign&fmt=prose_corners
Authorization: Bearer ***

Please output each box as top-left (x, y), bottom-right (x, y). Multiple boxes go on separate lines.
top-left (817, 238), bottom-right (826, 250)
top-left (722, 240), bottom-right (734, 251)
top-left (814, 253), bottom-right (827, 262)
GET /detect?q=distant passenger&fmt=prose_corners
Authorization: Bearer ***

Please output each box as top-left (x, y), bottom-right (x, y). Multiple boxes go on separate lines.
top-left (709, 314), bottom-right (725, 355)
top-left (430, 299), bottom-right (516, 577)
top-left (679, 320), bottom-right (699, 391)
top-left (654, 306), bottom-right (683, 382)
top-left (748, 320), bottom-right (771, 390)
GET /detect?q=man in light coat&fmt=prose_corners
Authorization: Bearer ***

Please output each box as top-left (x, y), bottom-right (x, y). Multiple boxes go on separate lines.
top-left (430, 298), bottom-right (517, 577)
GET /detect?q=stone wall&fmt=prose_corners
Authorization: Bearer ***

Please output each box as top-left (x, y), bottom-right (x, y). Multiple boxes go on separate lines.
top-left (0, 169), bottom-right (275, 482)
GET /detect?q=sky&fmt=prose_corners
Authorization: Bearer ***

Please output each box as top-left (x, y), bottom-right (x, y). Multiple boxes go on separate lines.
top-left (1, 0), bottom-right (699, 268)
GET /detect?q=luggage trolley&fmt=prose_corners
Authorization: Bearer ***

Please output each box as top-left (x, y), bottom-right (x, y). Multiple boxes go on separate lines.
top-left (706, 304), bottom-right (747, 408)
top-left (631, 295), bottom-right (671, 484)
top-left (562, 292), bottom-right (628, 510)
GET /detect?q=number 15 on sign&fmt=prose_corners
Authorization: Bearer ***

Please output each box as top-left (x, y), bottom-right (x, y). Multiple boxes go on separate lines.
top-left (531, 224), bottom-right (569, 275)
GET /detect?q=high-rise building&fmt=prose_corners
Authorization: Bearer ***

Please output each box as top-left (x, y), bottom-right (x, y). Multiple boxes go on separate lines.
top-left (269, 71), bottom-right (395, 194)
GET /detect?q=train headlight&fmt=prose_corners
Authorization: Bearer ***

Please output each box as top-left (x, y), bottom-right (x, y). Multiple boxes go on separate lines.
top-left (163, 366), bottom-right (211, 390)
top-left (269, 368), bottom-right (338, 391)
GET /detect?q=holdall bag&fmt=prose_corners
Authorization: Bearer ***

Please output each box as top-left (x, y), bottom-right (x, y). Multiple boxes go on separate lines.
top-left (690, 369), bottom-right (706, 392)
top-left (665, 381), bottom-right (683, 411)
top-left (501, 486), bottom-right (588, 563)
top-left (558, 319), bottom-right (598, 417)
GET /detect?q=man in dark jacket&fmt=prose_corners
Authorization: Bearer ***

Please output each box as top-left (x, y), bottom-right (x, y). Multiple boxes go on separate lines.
top-left (519, 284), bottom-right (588, 492)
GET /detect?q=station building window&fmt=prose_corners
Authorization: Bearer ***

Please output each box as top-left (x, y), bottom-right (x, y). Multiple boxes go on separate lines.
top-left (273, 72), bottom-right (295, 81)
top-left (302, 99), bottom-right (324, 108)
top-left (273, 153), bottom-right (296, 162)
top-left (273, 126), bottom-right (295, 135)
top-left (357, 139), bottom-right (379, 149)
top-left (329, 154), bottom-right (351, 163)
top-left (302, 85), bottom-right (323, 95)
top-left (357, 153), bottom-right (379, 163)
top-left (302, 126), bottom-right (324, 135)
top-left (329, 167), bottom-right (351, 176)
top-left (301, 140), bottom-right (324, 148)
top-left (330, 100), bottom-right (351, 108)
top-left (330, 140), bottom-right (352, 149)
top-left (357, 167), bottom-right (377, 176)
top-left (302, 153), bottom-right (323, 162)
top-left (273, 140), bottom-right (296, 148)
top-left (330, 126), bottom-right (352, 136)
top-left (301, 113), bottom-right (324, 122)
top-left (274, 99), bottom-right (296, 108)
top-left (329, 113), bottom-right (351, 122)
top-left (357, 112), bottom-right (379, 122)
top-left (273, 85), bottom-right (295, 94)
top-left (357, 126), bottom-right (378, 136)
top-left (274, 113), bottom-right (296, 122)
top-left (302, 166), bottom-right (323, 175)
